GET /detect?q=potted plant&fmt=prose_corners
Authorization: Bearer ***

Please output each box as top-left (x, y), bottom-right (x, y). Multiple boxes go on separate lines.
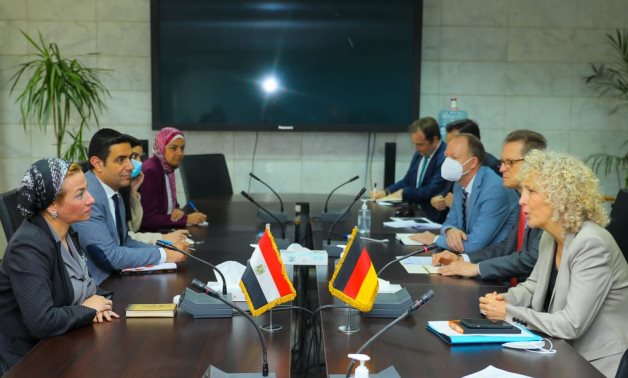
top-left (9, 31), bottom-right (109, 161)
top-left (584, 29), bottom-right (628, 189)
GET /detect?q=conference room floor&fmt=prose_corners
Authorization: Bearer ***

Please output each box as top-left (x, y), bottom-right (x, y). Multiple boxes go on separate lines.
top-left (4, 194), bottom-right (603, 377)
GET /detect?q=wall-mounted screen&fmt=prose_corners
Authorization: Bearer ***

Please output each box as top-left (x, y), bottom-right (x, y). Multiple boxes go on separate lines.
top-left (151, 0), bottom-right (422, 132)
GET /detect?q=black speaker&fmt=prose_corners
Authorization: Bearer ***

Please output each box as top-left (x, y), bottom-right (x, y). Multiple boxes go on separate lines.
top-left (384, 142), bottom-right (396, 188)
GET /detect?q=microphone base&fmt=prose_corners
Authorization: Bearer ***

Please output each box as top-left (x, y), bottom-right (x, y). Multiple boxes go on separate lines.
top-left (204, 366), bottom-right (276, 377)
top-left (256, 209), bottom-right (288, 224)
top-left (320, 211), bottom-right (350, 223)
top-left (362, 288), bottom-right (413, 318)
top-left (329, 365), bottom-right (401, 378)
top-left (179, 288), bottom-right (234, 318)
top-left (324, 241), bottom-right (347, 258)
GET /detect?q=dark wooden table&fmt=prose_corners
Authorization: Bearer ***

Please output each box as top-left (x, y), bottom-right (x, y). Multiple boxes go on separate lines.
top-left (4, 195), bottom-right (603, 377)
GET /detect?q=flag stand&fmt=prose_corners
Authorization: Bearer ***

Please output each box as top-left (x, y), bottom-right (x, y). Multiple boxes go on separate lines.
top-left (260, 309), bottom-right (282, 332)
top-left (338, 307), bottom-right (359, 334)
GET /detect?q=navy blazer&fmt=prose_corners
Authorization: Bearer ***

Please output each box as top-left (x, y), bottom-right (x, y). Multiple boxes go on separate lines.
top-left (73, 171), bottom-right (161, 284)
top-left (437, 166), bottom-right (519, 252)
top-left (386, 142), bottom-right (448, 220)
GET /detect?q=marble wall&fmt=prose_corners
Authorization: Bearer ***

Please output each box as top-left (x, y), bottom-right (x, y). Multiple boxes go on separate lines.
top-left (1, 0), bottom-right (628, 254)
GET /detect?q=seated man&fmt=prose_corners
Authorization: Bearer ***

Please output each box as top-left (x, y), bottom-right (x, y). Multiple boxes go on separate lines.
top-left (74, 129), bottom-right (187, 284)
top-left (411, 134), bottom-right (519, 253)
top-left (432, 130), bottom-right (547, 281)
top-left (430, 119), bottom-right (501, 217)
top-left (371, 117), bottom-right (448, 221)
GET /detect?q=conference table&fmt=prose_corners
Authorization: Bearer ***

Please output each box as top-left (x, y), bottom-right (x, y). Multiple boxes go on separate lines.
top-left (4, 194), bottom-right (603, 377)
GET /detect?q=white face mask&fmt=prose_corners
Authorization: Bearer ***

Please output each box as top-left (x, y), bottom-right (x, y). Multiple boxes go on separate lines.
top-left (441, 157), bottom-right (472, 182)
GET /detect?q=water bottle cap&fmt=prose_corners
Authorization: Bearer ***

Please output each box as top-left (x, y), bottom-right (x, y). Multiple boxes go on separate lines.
top-left (449, 97), bottom-right (459, 110)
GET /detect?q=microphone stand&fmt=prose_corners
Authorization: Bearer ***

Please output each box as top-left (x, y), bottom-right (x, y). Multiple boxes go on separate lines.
top-left (366, 244), bottom-right (439, 319)
top-left (190, 279), bottom-right (274, 378)
top-left (321, 176), bottom-right (359, 222)
top-left (241, 191), bottom-right (290, 249)
top-left (156, 240), bottom-right (228, 295)
top-left (324, 187), bottom-right (366, 258)
top-left (342, 290), bottom-right (435, 378)
top-left (249, 173), bottom-right (287, 225)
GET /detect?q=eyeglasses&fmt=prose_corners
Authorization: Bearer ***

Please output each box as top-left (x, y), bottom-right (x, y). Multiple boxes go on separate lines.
top-left (499, 158), bottom-right (525, 168)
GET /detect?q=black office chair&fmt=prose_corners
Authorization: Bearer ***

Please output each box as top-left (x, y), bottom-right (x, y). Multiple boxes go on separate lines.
top-left (179, 154), bottom-right (233, 201)
top-left (0, 189), bottom-right (24, 243)
top-left (607, 189), bottom-right (628, 262)
top-left (616, 348), bottom-right (628, 378)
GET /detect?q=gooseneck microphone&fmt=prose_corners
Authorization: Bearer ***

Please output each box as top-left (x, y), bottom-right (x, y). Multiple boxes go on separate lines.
top-left (345, 289), bottom-right (435, 378)
top-left (241, 191), bottom-right (286, 239)
top-left (156, 240), bottom-right (228, 295)
top-left (323, 175), bottom-right (359, 213)
top-left (326, 187), bottom-right (367, 245)
top-left (190, 279), bottom-right (269, 377)
top-left (376, 244), bottom-right (440, 276)
top-left (249, 173), bottom-right (284, 212)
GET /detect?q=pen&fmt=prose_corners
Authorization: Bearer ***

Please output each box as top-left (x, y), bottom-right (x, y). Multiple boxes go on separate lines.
top-left (188, 200), bottom-right (199, 213)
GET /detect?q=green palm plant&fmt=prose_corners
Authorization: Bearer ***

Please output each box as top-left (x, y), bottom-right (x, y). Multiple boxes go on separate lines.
top-left (584, 29), bottom-right (628, 188)
top-left (9, 31), bottom-right (110, 161)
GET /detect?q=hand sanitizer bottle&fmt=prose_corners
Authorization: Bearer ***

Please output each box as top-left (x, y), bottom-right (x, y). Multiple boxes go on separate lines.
top-left (357, 199), bottom-right (371, 235)
top-left (348, 353), bottom-right (370, 378)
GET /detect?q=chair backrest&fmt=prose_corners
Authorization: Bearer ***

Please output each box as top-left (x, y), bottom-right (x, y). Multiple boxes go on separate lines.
top-left (0, 189), bottom-right (24, 243)
top-left (615, 347), bottom-right (628, 378)
top-left (608, 189), bottom-right (628, 262)
top-left (179, 154), bottom-right (233, 200)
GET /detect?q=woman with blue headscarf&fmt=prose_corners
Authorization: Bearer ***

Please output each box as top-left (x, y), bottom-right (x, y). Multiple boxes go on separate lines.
top-left (0, 158), bottom-right (119, 372)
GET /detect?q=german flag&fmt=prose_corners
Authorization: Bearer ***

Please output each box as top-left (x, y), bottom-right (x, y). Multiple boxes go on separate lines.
top-left (328, 227), bottom-right (379, 312)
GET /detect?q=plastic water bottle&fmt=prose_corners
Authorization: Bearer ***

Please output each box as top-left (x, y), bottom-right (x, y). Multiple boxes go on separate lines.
top-left (357, 200), bottom-right (371, 235)
top-left (438, 97), bottom-right (468, 140)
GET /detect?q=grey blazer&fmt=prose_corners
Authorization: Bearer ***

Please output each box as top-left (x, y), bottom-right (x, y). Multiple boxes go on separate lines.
top-left (504, 221), bottom-right (628, 377)
top-left (73, 171), bottom-right (161, 284)
top-left (469, 224), bottom-right (541, 281)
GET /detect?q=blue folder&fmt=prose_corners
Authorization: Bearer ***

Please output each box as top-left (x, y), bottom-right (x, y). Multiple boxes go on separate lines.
top-left (426, 321), bottom-right (542, 345)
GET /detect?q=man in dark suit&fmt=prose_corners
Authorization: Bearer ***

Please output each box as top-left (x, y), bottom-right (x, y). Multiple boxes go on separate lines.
top-left (73, 129), bottom-right (187, 284)
top-left (432, 130), bottom-right (547, 282)
top-left (371, 117), bottom-right (448, 221)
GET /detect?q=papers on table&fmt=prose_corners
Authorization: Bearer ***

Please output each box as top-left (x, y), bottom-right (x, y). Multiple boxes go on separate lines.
top-left (121, 262), bottom-right (177, 273)
top-left (280, 244), bottom-right (328, 266)
top-left (384, 217), bottom-right (442, 231)
top-left (398, 256), bottom-right (438, 274)
top-left (377, 278), bottom-right (403, 294)
top-left (375, 192), bottom-right (403, 205)
top-left (396, 233), bottom-right (424, 246)
top-left (462, 365), bottom-right (533, 378)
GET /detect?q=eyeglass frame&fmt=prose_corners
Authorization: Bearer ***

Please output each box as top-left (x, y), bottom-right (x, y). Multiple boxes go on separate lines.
top-left (499, 158), bottom-right (525, 168)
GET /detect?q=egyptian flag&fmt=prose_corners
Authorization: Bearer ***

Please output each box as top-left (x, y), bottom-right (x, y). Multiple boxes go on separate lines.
top-left (240, 225), bottom-right (296, 317)
top-left (328, 227), bottom-right (379, 312)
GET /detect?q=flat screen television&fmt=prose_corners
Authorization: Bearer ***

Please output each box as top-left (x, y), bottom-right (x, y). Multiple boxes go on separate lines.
top-left (151, 0), bottom-right (422, 132)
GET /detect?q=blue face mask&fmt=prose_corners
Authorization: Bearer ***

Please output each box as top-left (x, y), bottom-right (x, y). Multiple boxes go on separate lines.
top-left (131, 159), bottom-right (143, 178)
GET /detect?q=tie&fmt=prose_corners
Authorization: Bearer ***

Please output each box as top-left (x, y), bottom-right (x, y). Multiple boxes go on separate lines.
top-left (510, 207), bottom-right (527, 287)
top-left (461, 190), bottom-right (468, 232)
top-left (417, 157), bottom-right (429, 188)
top-left (112, 194), bottom-right (125, 246)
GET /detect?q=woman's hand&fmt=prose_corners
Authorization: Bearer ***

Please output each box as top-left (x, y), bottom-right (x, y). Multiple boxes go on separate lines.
top-left (93, 310), bottom-right (120, 323)
top-left (130, 172), bottom-right (144, 194)
top-left (170, 208), bottom-right (185, 222)
top-left (479, 292), bottom-right (507, 320)
top-left (187, 212), bottom-right (207, 225)
top-left (81, 295), bottom-right (119, 323)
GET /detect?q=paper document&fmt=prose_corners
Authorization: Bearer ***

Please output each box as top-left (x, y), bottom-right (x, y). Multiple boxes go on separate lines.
top-left (384, 220), bottom-right (420, 228)
top-left (398, 256), bottom-right (438, 274)
top-left (391, 217), bottom-right (442, 231)
top-left (376, 192), bottom-right (402, 203)
top-left (462, 365), bottom-right (533, 378)
top-left (121, 262), bottom-right (177, 273)
top-left (280, 244), bottom-right (328, 266)
top-left (396, 233), bottom-right (424, 246)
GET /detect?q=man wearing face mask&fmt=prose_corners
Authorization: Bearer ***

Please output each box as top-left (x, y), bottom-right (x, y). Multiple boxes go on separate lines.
top-left (411, 134), bottom-right (519, 253)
